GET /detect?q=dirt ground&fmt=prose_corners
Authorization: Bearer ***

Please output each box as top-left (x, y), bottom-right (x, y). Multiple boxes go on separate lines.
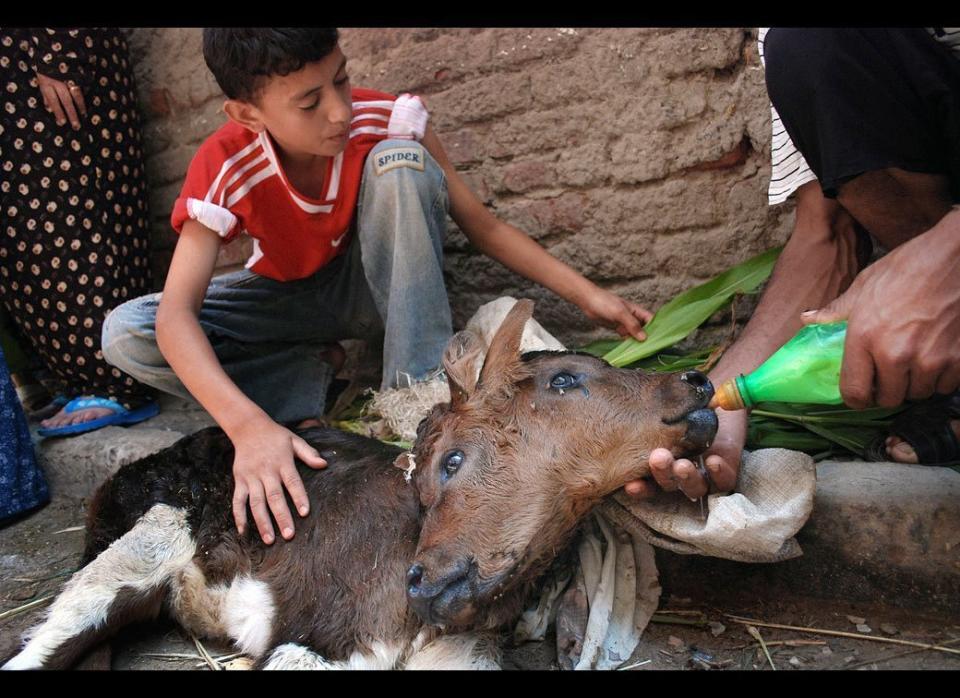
top-left (2, 493), bottom-right (958, 671)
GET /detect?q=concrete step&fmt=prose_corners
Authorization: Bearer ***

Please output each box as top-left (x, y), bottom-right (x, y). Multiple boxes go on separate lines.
top-left (656, 460), bottom-right (960, 614)
top-left (33, 395), bottom-right (216, 499)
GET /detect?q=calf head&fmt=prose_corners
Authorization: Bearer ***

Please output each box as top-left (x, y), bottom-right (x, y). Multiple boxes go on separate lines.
top-left (400, 300), bottom-right (717, 628)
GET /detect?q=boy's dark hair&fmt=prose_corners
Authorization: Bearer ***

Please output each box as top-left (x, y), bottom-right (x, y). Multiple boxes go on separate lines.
top-left (202, 28), bottom-right (340, 103)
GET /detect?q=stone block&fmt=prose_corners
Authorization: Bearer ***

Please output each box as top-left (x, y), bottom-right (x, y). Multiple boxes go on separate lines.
top-left (147, 144), bottom-right (195, 187)
top-left (428, 71), bottom-right (533, 129)
top-left (549, 230), bottom-right (652, 280)
top-left (642, 28), bottom-right (745, 78)
top-left (440, 127), bottom-right (485, 166)
top-left (499, 192), bottom-right (588, 240)
top-left (654, 461), bottom-right (960, 613)
top-left (491, 27), bottom-right (584, 69)
top-left (38, 427), bottom-right (186, 499)
top-left (498, 159), bottom-right (556, 194)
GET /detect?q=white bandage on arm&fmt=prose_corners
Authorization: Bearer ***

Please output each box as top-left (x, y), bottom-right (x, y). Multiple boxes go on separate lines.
top-left (387, 93), bottom-right (430, 141)
top-left (186, 198), bottom-right (239, 239)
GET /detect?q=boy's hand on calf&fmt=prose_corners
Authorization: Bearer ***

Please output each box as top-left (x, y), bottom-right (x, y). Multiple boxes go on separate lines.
top-left (581, 288), bottom-right (653, 342)
top-left (231, 418), bottom-right (327, 544)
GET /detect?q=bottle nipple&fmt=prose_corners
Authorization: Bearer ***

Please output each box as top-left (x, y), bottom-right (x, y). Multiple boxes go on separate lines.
top-left (709, 378), bottom-right (746, 411)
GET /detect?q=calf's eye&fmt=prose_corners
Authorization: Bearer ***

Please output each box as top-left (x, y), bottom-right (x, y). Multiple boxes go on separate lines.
top-left (549, 372), bottom-right (582, 391)
top-left (441, 450), bottom-right (464, 480)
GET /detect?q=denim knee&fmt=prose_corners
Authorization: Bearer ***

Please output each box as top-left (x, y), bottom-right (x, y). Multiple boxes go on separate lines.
top-left (100, 294), bottom-right (163, 375)
top-left (363, 138), bottom-right (448, 210)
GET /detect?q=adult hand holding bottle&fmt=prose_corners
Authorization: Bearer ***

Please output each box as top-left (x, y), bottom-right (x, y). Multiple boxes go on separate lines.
top-left (800, 208), bottom-right (960, 409)
top-left (623, 182), bottom-right (865, 500)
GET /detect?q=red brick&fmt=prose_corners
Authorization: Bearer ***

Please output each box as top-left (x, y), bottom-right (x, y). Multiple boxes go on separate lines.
top-left (501, 160), bottom-right (554, 194)
top-left (147, 88), bottom-right (172, 117)
top-left (440, 128), bottom-right (483, 166)
top-left (686, 137), bottom-right (752, 172)
top-left (504, 193), bottom-right (586, 239)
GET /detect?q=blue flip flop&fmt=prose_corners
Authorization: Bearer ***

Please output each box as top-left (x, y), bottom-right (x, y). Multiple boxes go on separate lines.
top-left (36, 396), bottom-right (160, 438)
top-left (27, 394), bottom-right (68, 420)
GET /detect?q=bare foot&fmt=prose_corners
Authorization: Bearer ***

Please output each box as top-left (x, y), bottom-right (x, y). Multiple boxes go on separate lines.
top-left (322, 342), bottom-right (346, 374)
top-left (885, 419), bottom-right (960, 463)
top-left (39, 397), bottom-right (113, 430)
top-left (293, 343), bottom-right (347, 431)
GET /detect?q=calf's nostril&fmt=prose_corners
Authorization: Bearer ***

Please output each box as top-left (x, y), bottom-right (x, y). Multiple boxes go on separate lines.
top-left (406, 563), bottom-right (424, 593)
top-left (680, 370), bottom-right (714, 403)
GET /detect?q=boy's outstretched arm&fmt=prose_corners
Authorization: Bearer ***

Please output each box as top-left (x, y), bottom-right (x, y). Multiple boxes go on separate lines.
top-left (155, 221), bottom-right (327, 544)
top-left (420, 127), bottom-right (653, 341)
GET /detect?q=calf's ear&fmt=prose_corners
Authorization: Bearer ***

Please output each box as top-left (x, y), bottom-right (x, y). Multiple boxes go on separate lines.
top-left (393, 451), bottom-right (418, 481)
top-left (443, 330), bottom-right (485, 409)
top-left (477, 299), bottom-right (535, 393)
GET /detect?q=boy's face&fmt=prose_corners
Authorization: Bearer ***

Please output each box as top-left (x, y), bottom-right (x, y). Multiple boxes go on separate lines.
top-left (227, 45), bottom-right (352, 160)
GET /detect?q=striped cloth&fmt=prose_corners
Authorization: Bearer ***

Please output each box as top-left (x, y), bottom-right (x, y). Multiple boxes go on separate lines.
top-left (758, 27), bottom-right (960, 205)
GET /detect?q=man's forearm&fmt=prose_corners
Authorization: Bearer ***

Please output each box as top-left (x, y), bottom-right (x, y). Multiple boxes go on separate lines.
top-left (710, 190), bottom-right (862, 385)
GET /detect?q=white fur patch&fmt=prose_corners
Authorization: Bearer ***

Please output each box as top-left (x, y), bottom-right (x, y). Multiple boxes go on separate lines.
top-left (261, 641), bottom-right (406, 670)
top-left (403, 632), bottom-right (501, 670)
top-left (3, 504), bottom-right (195, 670)
top-left (263, 644), bottom-right (337, 670)
top-left (223, 576), bottom-right (276, 657)
top-left (345, 641), bottom-right (405, 670)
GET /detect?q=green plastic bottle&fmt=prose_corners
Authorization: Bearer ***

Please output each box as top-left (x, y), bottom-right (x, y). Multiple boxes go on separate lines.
top-left (711, 321), bottom-right (847, 410)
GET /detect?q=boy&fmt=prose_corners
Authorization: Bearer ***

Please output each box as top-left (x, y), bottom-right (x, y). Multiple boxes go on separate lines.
top-left (102, 28), bottom-right (652, 545)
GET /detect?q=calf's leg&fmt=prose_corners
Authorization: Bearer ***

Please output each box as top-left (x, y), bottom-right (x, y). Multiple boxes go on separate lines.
top-left (402, 632), bottom-right (501, 670)
top-left (2, 503), bottom-right (195, 670)
top-left (261, 641), bottom-right (408, 670)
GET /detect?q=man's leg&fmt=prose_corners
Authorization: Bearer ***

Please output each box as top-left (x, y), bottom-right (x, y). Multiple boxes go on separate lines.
top-left (349, 138), bottom-right (454, 390)
top-left (102, 269), bottom-right (346, 425)
top-left (835, 169), bottom-right (954, 249)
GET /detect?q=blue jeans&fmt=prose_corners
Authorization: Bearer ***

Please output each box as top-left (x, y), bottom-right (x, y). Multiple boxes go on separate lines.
top-left (101, 139), bottom-right (453, 424)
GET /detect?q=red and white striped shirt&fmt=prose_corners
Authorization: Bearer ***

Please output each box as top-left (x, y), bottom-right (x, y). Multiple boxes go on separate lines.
top-left (171, 87), bottom-right (401, 281)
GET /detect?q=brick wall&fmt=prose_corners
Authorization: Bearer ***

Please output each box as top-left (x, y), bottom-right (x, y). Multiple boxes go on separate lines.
top-left (126, 28), bottom-right (795, 348)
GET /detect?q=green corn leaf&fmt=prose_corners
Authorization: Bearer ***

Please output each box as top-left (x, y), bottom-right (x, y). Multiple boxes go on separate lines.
top-left (580, 338), bottom-right (625, 358)
top-left (602, 247), bottom-right (782, 367)
top-left (790, 421), bottom-right (882, 456)
top-left (747, 416), bottom-right (837, 452)
top-left (629, 347), bottom-right (715, 373)
top-left (748, 402), bottom-right (909, 457)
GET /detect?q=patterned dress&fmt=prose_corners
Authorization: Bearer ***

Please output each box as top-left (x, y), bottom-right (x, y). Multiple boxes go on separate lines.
top-left (0, 28), bottom-right (153, 408)
top-left (0, 346), bottom-right (48, 522)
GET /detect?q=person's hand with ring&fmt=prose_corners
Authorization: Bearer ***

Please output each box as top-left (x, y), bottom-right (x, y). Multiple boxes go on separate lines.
top-left (35, 73), bottom-right (86, 129)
